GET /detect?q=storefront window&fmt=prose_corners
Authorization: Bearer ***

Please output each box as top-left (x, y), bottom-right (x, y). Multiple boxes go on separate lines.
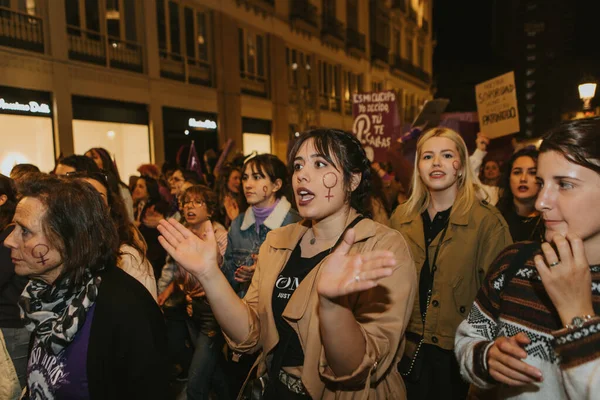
top-left (72, 120), bottom-right (150, 183)
top-left (243, 133), bottom-right (271, 156)
top-left (0, 114), bottom-right (54, 175)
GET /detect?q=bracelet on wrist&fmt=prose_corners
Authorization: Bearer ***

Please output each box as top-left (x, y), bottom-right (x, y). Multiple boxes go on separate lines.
top-left (564, 314), bottom-right (597, 330)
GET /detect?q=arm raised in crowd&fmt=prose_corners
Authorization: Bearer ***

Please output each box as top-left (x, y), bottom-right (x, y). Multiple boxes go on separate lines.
top-left (158, 218), bottom-right (250, 343)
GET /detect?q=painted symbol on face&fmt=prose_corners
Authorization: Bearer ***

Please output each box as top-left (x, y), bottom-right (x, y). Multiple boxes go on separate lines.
top-left (262, 186), bottom-right (268, 200)
top-left (323, 172), bottom-right (338, 202)
top-left (452, 160), bottom-right (461, 177)
top-left (32, 244), bottom-right (50, 266)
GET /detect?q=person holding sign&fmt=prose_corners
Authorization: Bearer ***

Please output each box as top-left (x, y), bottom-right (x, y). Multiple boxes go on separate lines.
top-left (455, 117), bottom-right (600, 400)
top-left (158, 129), bottom-right (417, 399)
top-left (390, 127), bottom-right (512, 400)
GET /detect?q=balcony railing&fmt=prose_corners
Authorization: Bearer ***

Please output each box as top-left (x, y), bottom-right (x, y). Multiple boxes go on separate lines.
top-left (391, 0), bottom-right (407, 12)
top-left (108, 37), bottom-right (143, 73)
top-left (346, 27), bottom-right (366, 57)
top-left (290, 0), bottom-right (319, 34)
top-left (159, 50), bottom-right (212, 86)
top-left (235, 0), bottom-right (275, 14)
top-left (371, 42), bottom-right (389, 65)
top-left (289, 86), bottom-right (316, 108)
top-left (408, 7), bottom-right (417, 23)
top-left (0, 6), bottom-right (44, 53)
top-left (391, 54), bottom-right (430, 84)
top-left (319, 94), bottom-right (341, 113)
top-left (241, 71), bottom-right (268, 97)
top-left (321, 15), bottom-right (345, 47)
top-left (68, 26), bottom-right (143, 73)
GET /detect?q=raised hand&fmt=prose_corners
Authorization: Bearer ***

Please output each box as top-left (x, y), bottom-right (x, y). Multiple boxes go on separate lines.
top-left (234, 254), bottom-right (258, 283)
top-left (316, 229), bottom-right (396, 300)
top-left (143, 205), bottom-right (164, 228)
top-left (487, 332), bottom-right (543, 386)
top-left (533, 234), bottom-right (595, 326)
top-left (157, 219), bottom-right (219, 281)
top-left (224, 195), bottom-right (240, 222)
top-left (476, 132), bottom-right (490, 151)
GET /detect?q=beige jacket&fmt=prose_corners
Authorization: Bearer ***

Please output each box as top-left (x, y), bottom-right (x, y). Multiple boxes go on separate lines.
top-left (390, 200), bottom-right (512, 350)
top-left (225, 214), bottom-right (416, 399)
top-left (0, 331), bottom-right (20, 400)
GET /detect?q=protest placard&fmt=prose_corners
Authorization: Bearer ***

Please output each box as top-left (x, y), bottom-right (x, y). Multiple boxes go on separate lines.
top-left (351, 91), bottom-right (400, 162)
top-left (475, 71), bottom-right (520, 138)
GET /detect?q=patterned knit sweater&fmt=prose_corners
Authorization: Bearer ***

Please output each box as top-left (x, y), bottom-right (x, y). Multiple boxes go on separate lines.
top-left (455, 242), bottom-right (600, 399)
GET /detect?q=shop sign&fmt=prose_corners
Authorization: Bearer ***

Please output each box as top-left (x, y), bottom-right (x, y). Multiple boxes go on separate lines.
top-left (188, 118), bottom-right (217, 130)
top-left (0, 98), bottom-right (51, 115)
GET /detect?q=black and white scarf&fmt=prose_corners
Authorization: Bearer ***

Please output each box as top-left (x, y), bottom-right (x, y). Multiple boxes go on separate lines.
top-left (19, 271), bottom-right (101, 356)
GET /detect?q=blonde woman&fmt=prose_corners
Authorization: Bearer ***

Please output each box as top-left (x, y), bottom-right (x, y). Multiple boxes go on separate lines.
top-left (390, 127), bottom-right (512, 400)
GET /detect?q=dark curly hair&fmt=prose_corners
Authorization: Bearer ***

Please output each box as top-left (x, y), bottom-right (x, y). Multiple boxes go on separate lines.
top-left (288, 129), bottom-right (373, 218)
top-left (181, 185), bottom-right (218, 218)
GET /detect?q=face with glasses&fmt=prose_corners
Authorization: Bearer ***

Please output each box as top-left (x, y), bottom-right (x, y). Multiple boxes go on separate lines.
top-left (182, 196), bottom-right (210, 227)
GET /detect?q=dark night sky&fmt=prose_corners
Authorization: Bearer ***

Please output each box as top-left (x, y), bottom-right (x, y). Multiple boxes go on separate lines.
top-left (432, 0), bottom-right (499, 112)
top-left (432, 0), bottom-right (600, 113)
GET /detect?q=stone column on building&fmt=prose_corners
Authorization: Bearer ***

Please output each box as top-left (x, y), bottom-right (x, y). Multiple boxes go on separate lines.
top-left (213, 12), bottom-right (242, 156)
top-left (269, 35), bottom-right (290, 161)
top-left (46, 0), bottom-right (74, 158)
top-left (141, 0), bottom-right (165, 165)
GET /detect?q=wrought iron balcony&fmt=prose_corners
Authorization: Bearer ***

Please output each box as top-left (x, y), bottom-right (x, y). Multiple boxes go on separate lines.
top-left (391, 54), bottom-right (430, 84)
top-left (235, 0), bottom-right (274, 14)
top-left (68, 26), bottom-right (143, 73)
top-left (0, 6), bottom-right (44, 53)
top-left (346, 27), bottom-right (366, 57)
top-left (290, 0), bottom-right (319, 35)
top-left (408, 7), bottom-right (418, 23)
top-left (319, 94), bottom-right (341, 113)
top-left (391, 0), bottom-right (407, 12)
top-left (321, 15), bottom-right (345, 47)
top-left (159, 50), bottom-right (213, 87)
top-left (371, 42), bottom-right (390, 66)
top-left (240, 71), bottom-right (268, 97)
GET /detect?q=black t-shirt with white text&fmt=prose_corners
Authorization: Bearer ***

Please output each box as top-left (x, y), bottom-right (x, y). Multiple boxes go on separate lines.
top-left (271, 243), bottom-right (329, 368)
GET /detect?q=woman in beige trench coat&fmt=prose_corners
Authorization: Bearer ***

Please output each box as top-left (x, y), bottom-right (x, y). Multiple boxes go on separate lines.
top-left (158, 129), bottom-right (417, 399)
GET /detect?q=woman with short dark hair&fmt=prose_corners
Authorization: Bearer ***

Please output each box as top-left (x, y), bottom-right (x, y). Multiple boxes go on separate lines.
top-left (4, 174), bottom-right (169, 399)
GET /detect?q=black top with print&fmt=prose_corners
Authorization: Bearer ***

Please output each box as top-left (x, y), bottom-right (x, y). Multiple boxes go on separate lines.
top-left (271, 243), bottom-right (329, 367)
top-left (419, 207), bottom-right (451, 317)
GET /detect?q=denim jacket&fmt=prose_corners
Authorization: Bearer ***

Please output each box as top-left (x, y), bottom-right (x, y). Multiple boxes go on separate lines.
top-left (222, 196), bottom-right (300, 297)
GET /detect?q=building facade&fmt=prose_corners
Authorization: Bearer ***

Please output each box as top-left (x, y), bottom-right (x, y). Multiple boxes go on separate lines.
top-left (0, 0), bottom-right (433, 180)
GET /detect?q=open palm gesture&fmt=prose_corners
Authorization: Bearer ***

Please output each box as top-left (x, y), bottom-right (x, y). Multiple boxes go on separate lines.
top-left (158, 219), bottom-right (219, 281)
top-left (317, 229), bottom-right (396, 300)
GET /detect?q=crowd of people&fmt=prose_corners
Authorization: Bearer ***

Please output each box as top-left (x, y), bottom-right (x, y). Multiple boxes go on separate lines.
top-left (0, 118), bottom-right (598, 400)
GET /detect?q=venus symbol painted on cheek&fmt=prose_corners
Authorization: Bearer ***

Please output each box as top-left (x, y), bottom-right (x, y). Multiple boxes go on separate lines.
top-left (323, 172), bottom-right (338, 202)
top-left (32, 244), bottom-right (50, 266)
top-left (262, 186), bottom-right (268, 200)
top-left (452, 160), bottom-right (461, 177)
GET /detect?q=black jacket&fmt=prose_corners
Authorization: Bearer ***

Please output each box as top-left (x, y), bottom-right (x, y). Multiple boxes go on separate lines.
top-left (0, 225), bottom-right (28, 328)
top-left (87, 266), bottom-right (171, 399)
